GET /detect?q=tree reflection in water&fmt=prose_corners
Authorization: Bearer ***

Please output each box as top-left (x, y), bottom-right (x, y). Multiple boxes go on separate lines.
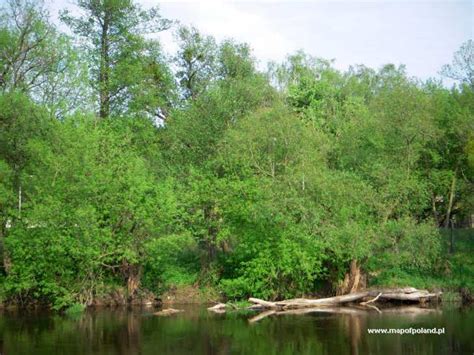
top-left (0, 305), bottom-right (472, 354)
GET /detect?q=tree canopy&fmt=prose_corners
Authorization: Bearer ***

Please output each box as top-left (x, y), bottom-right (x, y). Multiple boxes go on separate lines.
top-left (0, 0), bottom-right (472, 309)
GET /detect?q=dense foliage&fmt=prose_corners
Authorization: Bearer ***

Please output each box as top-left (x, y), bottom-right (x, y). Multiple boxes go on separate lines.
top-left (0, 0), bottom-right (473, 308)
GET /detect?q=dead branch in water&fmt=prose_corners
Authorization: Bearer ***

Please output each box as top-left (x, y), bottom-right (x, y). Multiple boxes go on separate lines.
top-left (360, 292), bottom-right (382, 306)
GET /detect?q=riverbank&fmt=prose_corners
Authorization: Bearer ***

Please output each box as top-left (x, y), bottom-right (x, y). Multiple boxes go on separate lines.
top-left (1, 228), bottom-right (472, 311)
top-left (0, 279), bottom-right (472, 312)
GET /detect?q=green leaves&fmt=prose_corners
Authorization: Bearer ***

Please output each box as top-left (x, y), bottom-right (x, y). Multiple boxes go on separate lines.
top-left (61, 0), bottom-right (174, 118)
top-left (0, 5), bottom-right (472, 307)
top-left (441, 40), bottom-right (474, 89)
top-left (174, 25), bottom-right (218, 100)
top-left (0, 0), bottom-right (90, 117)
top-left (0, 106), bottom-right (177, 307)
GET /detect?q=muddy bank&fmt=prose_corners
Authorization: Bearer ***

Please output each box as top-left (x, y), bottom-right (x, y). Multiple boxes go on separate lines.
top-left (160, 285), bottom-right (219, 305)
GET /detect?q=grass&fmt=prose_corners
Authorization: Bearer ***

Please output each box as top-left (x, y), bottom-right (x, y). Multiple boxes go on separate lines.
top-left (371, 228), bottom-right (474, 301)
top-left (226, 300), bottom-right (252, 309)
top-left (64, 303), bottom-right (85, 316)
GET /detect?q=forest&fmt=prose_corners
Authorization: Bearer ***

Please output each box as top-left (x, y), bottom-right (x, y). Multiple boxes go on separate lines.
top-left (0, 0), bottom-right (473, 311)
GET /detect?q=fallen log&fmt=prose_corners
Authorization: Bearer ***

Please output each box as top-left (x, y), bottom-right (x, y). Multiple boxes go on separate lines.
top-left (248, 288), bottom-right (441, 311)
top-left (248, 298), bottom-right (278, 308)
top-left (247, 304), bottom-right (266, 311)
top-left (378, 291), bottom-right (441, 302)
top-left (210, 308), bottom-right (226, 314)
top-left (208, 303), bottom-right (227, 311)
top-left (274, 292), bottom-right (370, 309)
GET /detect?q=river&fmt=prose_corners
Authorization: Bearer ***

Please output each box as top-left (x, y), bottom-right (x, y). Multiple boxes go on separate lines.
top-left (0, 304), bottom-right (473, 354)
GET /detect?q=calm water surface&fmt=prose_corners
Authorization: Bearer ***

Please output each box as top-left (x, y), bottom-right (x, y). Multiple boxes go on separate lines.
top-left (0, 304), bottom-right (473, 354)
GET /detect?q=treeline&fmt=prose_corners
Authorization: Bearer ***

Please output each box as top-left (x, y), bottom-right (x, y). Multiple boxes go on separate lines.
top-left (0, 0), bottom-right (473, 309)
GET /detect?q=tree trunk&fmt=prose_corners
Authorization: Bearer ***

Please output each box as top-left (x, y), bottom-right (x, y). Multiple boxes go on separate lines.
top-left (128, 269), bottom-right (140, 297)
top-left (338, 259), bottom-right (363, 295)
top-left (249, 298), bottom-right (279, 309)
top-left (349, 259), bottom-right (361, 293)
top-left (432, 194), bottom-right (439, 225)
top-left (1, 217), bottom-right (11, 274)
top-left (444, 173), bottom-right (456, 228)
top-left (122, 262), bottom-right (141, 299)
top-left (99, 16), bottom-right (110, 119)
top-left (2, 250), bottom-right (11, 274)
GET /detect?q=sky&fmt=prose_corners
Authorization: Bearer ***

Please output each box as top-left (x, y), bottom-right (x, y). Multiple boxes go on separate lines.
top-left (44, 0), bottom-right (473, 81)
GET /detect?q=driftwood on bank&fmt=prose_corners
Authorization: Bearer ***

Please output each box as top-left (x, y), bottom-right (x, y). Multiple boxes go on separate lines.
top-left (246, 287), bottom-right (442, 323)
top-left (248, 288), bottom-right (441, 311)
top-left (207, 303), bottom-right (227, 313)
top-left (208, 303), bottom-right (227, 311)
top-left (205, 287), bottom-right (442, 323)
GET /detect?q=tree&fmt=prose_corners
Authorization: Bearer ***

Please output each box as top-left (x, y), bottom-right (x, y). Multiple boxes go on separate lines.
top-left (441, 40), bottom-right (474, 89)
top-left (217, 40), bottom-right (256, 81)
top-left (1, 113), bottom-right (178, 307)
top-left (124, 39), bottom-right (177, 120)
top-left (0, 0), bottom-right (89, 116)
top-left (0, 0), bottom-right (57, 92)
top-left (0, 0), bottom-right (470, 307)
top-left (174, 25), bottom-right (217, 100)
top-left (61, 0), bottom-right (171, 118)
top-left (0, 92), bottom-right (53, 282)
top-left (267, 51), bottom-right (335, 94)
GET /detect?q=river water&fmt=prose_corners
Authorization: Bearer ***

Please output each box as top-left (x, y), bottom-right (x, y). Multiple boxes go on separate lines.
top-left (0, 304), bottom-right (473, 354)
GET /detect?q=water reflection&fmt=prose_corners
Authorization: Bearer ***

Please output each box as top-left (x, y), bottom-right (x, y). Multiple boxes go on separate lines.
top-left (0, 305), bottom-right (472, 354)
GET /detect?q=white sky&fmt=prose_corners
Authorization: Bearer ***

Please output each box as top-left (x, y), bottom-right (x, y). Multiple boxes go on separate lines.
top-left (43, 0), bottom-right (474, 81)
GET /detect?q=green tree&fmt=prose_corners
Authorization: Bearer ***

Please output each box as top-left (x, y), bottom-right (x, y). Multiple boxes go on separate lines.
top-left (441, 40), bottom-right (474, 89)
top-left (2, 112), bottom-right (178, 307)
top-left (0, 0), bottom-right (90, 116)
top-left (61, 0), bottom-right (172, 118)
top-left (174, 25), bottom-right (217, 100)
top-left (217, 40), bottom-right (256, 81)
